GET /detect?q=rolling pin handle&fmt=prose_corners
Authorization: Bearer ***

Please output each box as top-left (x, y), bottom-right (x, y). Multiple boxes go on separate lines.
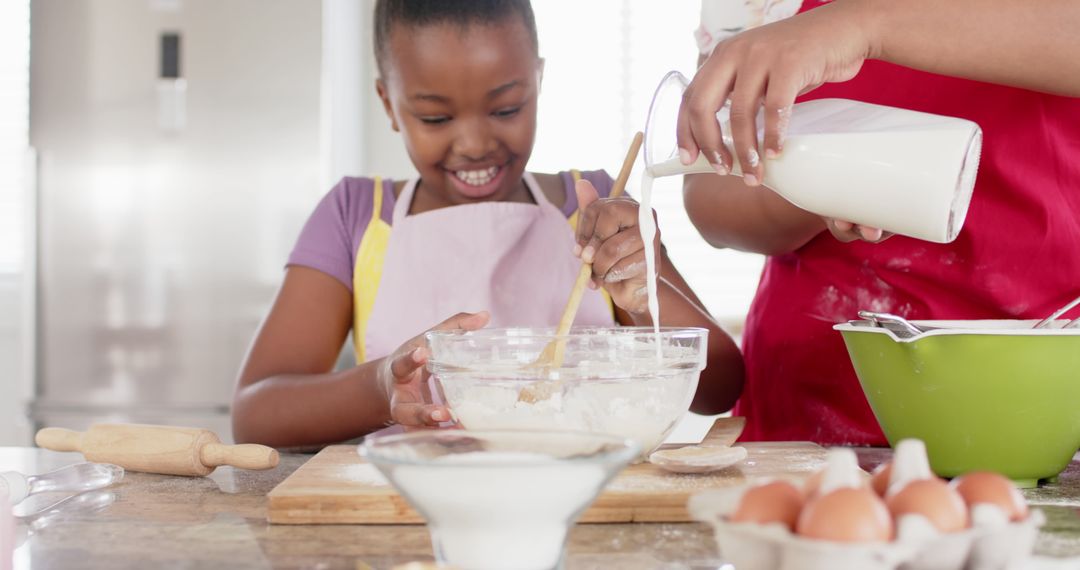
top-left (200, 443), bottom-right (280, 471)
top-left (35, 427), bottom-right (85, 452)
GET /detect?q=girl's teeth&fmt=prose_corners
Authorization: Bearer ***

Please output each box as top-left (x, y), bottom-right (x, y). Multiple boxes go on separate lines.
top-left (455, 166), bottom-right (499, 186)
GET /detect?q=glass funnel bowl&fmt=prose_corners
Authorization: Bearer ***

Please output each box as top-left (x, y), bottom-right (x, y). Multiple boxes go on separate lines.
top-left (361, 430), bottom-right (639, 570)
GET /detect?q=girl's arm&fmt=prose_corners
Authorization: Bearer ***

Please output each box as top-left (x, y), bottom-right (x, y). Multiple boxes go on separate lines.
top-left (232, 267), bottom-right (390, 447)
top-left (234, 267), bottom-right (488, 448)
top-left (614, 249), bottom-right (745, 415)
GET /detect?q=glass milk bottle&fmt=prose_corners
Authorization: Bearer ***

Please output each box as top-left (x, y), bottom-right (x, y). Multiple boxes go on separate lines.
top-left (644, 71), bottom-right (983, 243)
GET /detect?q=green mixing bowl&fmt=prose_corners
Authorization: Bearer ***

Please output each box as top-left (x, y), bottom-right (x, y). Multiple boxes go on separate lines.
top-left (835, 319), bottom-right (1080, 487)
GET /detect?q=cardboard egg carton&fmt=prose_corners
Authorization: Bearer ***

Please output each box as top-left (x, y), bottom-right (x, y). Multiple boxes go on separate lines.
top-left (688, 442), bottom-right (1044, 570)
top-left (687, 507), bottom-right (1043, 570)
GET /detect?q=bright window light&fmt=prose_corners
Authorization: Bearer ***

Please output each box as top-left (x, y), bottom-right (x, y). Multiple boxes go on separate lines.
top-left (531, 1), bottom-right (763, 325)
top-left (0, 0), bottom-right (31, 273)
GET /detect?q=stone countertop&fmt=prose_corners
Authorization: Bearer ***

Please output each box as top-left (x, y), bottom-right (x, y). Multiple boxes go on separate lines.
top-left (2, 447), bottom-right (1079, 569)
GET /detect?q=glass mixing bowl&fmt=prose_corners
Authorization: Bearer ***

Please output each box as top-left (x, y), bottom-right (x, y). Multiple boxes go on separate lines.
top-left (425, 327), bottom-right (708, 459)
top-left (361, 429), bottom-right (639, 570)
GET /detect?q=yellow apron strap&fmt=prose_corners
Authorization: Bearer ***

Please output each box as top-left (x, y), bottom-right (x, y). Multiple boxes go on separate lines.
top-left (352, 177), bottom-right (393, 363)
top-left (566, 170), bottom-right (616, 320)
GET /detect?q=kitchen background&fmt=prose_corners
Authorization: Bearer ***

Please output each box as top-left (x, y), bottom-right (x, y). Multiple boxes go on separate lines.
top-left (0, 0), bottom-right (764, 446)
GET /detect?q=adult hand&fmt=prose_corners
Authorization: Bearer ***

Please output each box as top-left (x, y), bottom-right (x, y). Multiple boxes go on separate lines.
top-left (677, 1), bottom-right (876, 186)
top-left (573, 179), bottom-right (659, 316)
top-left (825, 219), bottom-right (893, 244)
top-left (379, 311), bottom-right (489, 428)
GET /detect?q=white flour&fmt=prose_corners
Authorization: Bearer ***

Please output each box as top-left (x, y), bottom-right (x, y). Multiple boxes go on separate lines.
top-left (391, 452), bottom-right (608, 570)
top-left (445, 373), bottom-right (696, 458)
top-left (343, 464), bottom-right (389, 487)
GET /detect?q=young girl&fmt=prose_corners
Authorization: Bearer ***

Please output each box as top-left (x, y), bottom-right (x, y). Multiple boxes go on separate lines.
top-left (231, 0), bottom-right (744, 448)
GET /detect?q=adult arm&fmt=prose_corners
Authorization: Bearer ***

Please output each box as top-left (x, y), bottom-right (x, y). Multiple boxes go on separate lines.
top-left (679, 0), bottom-right (1080, 186)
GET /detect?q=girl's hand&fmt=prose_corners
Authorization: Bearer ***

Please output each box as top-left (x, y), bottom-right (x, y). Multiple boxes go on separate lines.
top-left (677, 0), bottom-right (876, 186)
top-left (379, 311), bottom-right (489, 429)
top-left (825, 219), bottom-right (893, 244)
top-left (574, 179), bottom-right (659, 316)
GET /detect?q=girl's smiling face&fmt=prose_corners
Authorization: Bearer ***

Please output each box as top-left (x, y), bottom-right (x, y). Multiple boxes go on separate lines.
top-left (377, 18), bottom-right (542, 206)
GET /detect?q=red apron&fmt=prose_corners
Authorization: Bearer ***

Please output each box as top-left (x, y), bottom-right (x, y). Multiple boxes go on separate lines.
top-left (735, 2), bottom-right (1080, 445)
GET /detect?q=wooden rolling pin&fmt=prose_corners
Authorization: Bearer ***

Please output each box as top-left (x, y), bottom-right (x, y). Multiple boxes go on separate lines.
top-left (35, 423), bottom-right (279, 477)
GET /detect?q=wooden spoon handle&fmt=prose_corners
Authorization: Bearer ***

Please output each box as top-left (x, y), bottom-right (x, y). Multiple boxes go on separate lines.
top-left (701, 416), bottom-right (747, 448)
top-left (608, 131), bottom-right (643, 200)
top-left (549, 132), bottom-right (644, 366)
top-left (556, 264), bottom-right (594, 337)
top-left (547, 263), bottom-right (595, 367)
top-left (559, 130), bottom-right (643, 328)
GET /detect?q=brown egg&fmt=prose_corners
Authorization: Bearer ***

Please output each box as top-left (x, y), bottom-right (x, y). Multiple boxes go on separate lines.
top-left (886, 478), bottom-right (969, 532)
top-left (871, 462), bottom-right (893, 496)
top-left (731, 480), bottom-right (806, 530)
top-left (796, 487), bottom-right (894, 542)
top-left (950, 471), bottom-right (1029, 522)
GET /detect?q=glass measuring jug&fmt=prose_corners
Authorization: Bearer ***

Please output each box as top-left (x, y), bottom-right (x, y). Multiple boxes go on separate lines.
top-left (644, 71), bottom-right (983, 243)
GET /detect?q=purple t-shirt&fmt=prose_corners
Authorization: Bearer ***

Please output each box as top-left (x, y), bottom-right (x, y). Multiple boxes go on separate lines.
top-left (287, 171), bottom-right (615, 291)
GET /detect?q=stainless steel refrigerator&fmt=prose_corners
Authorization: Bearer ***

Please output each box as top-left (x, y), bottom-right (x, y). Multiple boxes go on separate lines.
top-left (28, 0), bottom-right (323, 441)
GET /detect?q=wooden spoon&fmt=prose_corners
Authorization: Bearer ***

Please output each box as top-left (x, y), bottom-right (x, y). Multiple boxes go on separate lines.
top-left (518, 131), bottom-right (644, 404)
top-left (650, 416), bottom-right (748, 474)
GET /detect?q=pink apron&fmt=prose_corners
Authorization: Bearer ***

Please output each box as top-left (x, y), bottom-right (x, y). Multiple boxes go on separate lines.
top-left (363, 173), bottom-right (615, 362)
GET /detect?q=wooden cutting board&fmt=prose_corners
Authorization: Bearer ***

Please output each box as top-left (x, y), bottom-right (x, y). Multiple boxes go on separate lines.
top-left (267, 419), bottom-right (827, 524)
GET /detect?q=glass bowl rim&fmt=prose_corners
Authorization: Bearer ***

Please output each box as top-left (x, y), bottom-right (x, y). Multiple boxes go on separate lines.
top-left (359, 429), bottom-right (641, 469)
top-left (425, 326), bottom-right (709, 342)
top-left (835, 319), bottom-right (1080, 342)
